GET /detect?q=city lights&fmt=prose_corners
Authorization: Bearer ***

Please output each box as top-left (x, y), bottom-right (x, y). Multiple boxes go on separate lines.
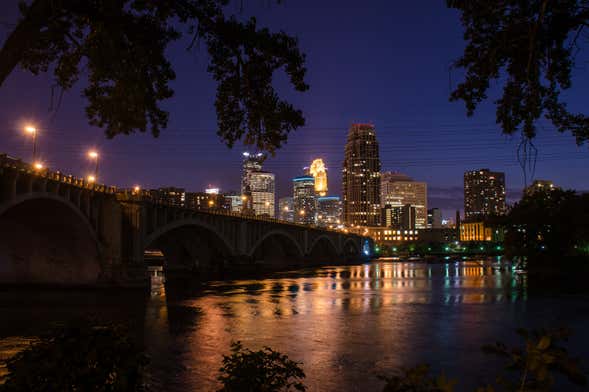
top-left (133, 185), bottom-right (141, 193)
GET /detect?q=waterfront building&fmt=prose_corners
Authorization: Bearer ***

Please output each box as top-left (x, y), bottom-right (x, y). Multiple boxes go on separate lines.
top-left (464, 169), bottom-right (506, 220)
top-left (185, 192), bottom-right (226, 210)
top-left (427, 208), bottom-right (442, 229)
top-left (342, 123), bottom-right (381, 226)
top-left (309, 158), bottom-right (328, 196)
top-left (381, 171), bottom-right (427, 228)
top-left (317, 196), bottom-right (342, 227)
top-left (279, 197), bottom-right (294, 222)
top-left (293, 176), bottom-right (316, 225)
top-left (241, 152), bottom-right (275, 217)
top-left (364, 227), bottom-right (419, 244)
top-left (460, 221), bottom-right (503, 242)
top-left (151, 187), bottom-right (185, 207)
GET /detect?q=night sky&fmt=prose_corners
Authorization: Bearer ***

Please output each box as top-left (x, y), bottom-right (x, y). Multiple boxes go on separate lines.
top-left (1, 1), bottom-right (588, 219)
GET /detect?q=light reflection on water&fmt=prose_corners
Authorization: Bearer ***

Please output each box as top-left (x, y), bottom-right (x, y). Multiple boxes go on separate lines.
top-left (3, 259), bottom-right (589, 392)
top-left (144, 260), bottom-right (534, 391)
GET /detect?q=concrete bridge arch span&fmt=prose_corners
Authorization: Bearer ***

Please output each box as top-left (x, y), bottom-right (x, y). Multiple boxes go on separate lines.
top-left (247, 229), bottom-right (305, 266)
top-left (143, 218), bottom-right (235, 273)
top-left (0, 193), bottom-right (103, 284)
top-left (307, 234), bottom-right (340, 261)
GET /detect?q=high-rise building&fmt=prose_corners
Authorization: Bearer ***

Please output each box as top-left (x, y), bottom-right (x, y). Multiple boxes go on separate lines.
top-left (279, 197), bottom-right (294, 222)
top-left (380, 172), bottom-right (427, 228)
top-left (464, 169), bottom-right (506, 220)
top-left (309, 158), bottom-right (328, 196)
top-left (241, 152), bottom-right (275, 217)
top-left (342, 123), bottom-right (381, 226)
top-left (427, 208), bottom-right (442, 229)
top-left (317, 196), bottom-right (342, 227)
top-left (293, 176), bottom-right (316, 225)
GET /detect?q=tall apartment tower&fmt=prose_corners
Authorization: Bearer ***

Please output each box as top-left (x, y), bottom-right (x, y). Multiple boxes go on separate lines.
top-left (293, 176), bottom-right (316, 225)
top-left (342, 123), bottom-right (381, 226)
top-left (464, 168), bottom-right (506, 220)
top-left (241, 152), bottom-right (275, 217)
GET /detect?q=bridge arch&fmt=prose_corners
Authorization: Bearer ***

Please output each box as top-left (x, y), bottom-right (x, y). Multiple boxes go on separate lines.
top-left (248, 230), bottom-right (304, 266)
top-left (0, 193), bottom-right (102, 284)
top-left (308, 234), bottom-right (340, 260)
top-left (144, 219), bottom-right (235, 273)
top-left (343, 237), bottom-right (361, 257)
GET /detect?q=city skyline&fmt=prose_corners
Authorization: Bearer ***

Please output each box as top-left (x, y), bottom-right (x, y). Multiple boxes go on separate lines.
top-left (1, 0), bottom-right (588, 220)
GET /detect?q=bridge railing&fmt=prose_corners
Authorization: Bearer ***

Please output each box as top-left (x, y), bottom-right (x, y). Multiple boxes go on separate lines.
top-left (116, 188), bottom-right (349, 234)
top-left (0, 154), bottom-right (116, 194)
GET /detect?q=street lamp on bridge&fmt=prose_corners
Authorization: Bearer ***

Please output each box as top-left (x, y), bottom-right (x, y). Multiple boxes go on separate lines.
top-left (87, 150), bottom-right (99, 182)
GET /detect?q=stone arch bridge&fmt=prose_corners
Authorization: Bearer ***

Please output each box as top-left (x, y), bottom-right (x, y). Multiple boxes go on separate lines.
top-left (0, 155), bottom-right (372, 286)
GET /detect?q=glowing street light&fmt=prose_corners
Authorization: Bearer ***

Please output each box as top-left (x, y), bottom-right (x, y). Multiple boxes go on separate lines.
top-left (87, 175), bottom-right (96, 183)
top-left (299, 209), bottom-right (305, 215)
top-left (23, 125), bottom-right (38, 161)
top-left (87, 150), bottom-right (99, 181)
top-left (33, 162), bottom-right (44, 170)
top-left (133, 185), bottom-right (141, 195)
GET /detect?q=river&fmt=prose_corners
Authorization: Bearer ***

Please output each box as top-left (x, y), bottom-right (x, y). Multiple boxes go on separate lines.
top-left (1, 259), bottom-right (589, 391)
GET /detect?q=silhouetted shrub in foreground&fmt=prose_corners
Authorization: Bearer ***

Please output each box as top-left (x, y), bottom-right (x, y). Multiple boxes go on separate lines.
top-left (0, 321), bottom-right (147, 392)
top-left (217, 341), bottom-right (306, 392)
top-left (379, 364), bottom-right (455, 392)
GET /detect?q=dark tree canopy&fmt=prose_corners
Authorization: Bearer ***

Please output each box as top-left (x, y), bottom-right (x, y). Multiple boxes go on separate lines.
top-left (0, 0), bottom-right (308, 154)
top-left (448, 0), bottom-right (589, 147)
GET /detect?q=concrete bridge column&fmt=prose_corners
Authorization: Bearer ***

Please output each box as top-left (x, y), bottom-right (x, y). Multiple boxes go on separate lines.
top-left (97, 196), bottom-right (123, 285)
top-left (118, 202), bottom-right (148, 287)
top-left (0, 169), bottom-right (18, 201)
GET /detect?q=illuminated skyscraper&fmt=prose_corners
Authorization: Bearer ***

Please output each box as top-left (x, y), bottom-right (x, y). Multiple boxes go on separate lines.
top-left (309, 158), bottom-right (328, 196)
top-left (381, 172), bottom-right (427, 229)
top-left (464, 168), bottom-right (506, 220)
top-left (342, 123), bottom-right (381, 226)
top-left (241, 152), bottom-right (275, 217)
top-left (293, 176), bottom-right (316, 225)
top-left (317, 196), bottom-right (342, 227)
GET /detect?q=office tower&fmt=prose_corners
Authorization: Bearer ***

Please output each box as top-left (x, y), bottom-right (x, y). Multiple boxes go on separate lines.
top-left (309, 158), bottom-right (328, 196)
top-left (279, 197), bottom-right (294, 222)
top-left (464, 168), bottom-right (506, 220)
top-left (317, 196), bottom-right (342, 227)
top-left (380, 172), bottom-right (427, 228)
top-left (342, 123), bottom-right (381, 226)
top-left (293, 176), bottom-right (316, 225)
top-left (427, 208), bottom-right (442, 229)
top-left (241, 152), bottom-right (275, 217)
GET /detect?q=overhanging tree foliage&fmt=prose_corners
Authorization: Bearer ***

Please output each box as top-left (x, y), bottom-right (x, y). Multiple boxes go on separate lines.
top-left (0, 0), bottom-right (308, 154)
top-left (448, 0), bottom-right (589, 147)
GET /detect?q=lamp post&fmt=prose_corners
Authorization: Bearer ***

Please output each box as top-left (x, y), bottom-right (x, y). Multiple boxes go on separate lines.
top-left (87, 150), bottom-right (99, 182)
top-left (24, 126), bottom-right (37, 162)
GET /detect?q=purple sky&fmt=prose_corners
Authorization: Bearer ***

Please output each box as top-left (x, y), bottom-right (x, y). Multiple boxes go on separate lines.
top-left (1, 1), bottom-right (588, 219)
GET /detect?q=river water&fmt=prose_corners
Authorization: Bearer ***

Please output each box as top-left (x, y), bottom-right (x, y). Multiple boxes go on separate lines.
top-left (1, 259), bottom-right (589, 391)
